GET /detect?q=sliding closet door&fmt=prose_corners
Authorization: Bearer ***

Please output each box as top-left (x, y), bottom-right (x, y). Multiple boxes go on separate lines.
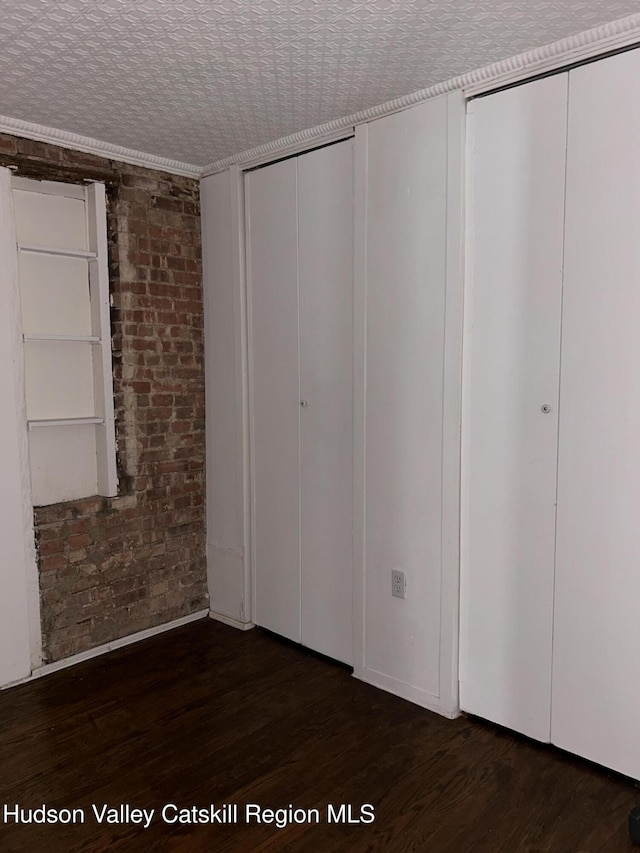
top-left (298, 142), bottom-right (353, 665)
top-left (552, 49), bottom-right (640, 779)
top-left (246, 159), bottom-right (301, 642)
top-left (246, 142), bottom-right (353, 659)
top-left (460, 75), bottom-right (567, 741)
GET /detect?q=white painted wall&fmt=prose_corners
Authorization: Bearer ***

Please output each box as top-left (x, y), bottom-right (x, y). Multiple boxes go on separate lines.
top-left (353, 92), bottom-right (465, 717)
top-left (200, 168), bottom-right (252, 627)
top-left (0, 167), bottom-right (40, 685)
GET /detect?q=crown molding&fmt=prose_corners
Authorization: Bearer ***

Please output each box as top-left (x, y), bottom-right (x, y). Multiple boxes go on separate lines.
top-left (0, 114), bottom-right (200, 178)
top-left (202, 127), bottom-right (357, 176)
top-left (202, 12), bottom-right (640, 176)
top-left (460, 11), bottom-right (640, 96)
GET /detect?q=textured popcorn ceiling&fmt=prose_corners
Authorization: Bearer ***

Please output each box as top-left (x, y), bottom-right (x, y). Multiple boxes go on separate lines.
top-left (0, 0), bottom-right (637, 167)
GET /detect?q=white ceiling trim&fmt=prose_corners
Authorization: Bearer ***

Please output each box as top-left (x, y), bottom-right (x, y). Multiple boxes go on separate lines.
top-left (202, 11), bottom-right (640, 176)
top-left (0, 114), bottom-right (200, 178)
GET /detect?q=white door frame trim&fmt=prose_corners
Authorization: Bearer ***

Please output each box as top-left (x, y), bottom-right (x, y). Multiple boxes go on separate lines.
top-left (0, 167), bottom-right (42, 679)
top-left (229, 165), bottom-right (253, 628)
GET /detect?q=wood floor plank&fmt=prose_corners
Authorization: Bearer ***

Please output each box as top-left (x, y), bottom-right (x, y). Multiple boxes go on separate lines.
top-left (0, 619), bottom-right (638, 852)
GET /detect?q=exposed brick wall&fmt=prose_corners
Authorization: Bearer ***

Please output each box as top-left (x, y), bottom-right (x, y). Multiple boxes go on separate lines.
top-left (0, 133), bottom-right (208, 662)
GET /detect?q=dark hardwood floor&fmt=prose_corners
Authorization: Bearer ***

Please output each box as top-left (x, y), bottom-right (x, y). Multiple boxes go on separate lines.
top-left (0, 618), bottom-right (637, 852)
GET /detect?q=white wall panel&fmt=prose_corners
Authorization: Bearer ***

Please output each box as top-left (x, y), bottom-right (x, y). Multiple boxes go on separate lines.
top-left (552, 48), bottom-right (640, 779)
top-left (24, 341), bottom-right (95, 420)
top-left (357, 95), bottom-right (462, 707)
top-left (19, 254), bottom-right (91, 336)
top-left (201, 170), bottom-right (251, 625)
top-left (246, 159), bottom-right (301, 643)
top-left (298, 141), bottom-right (354, 665)
top-left (29, 425), bottom-right (98, 506)
top-left (12, 190), bottom-right (87, 250)
top-left (460, 75), bottom-right (568, 741)
top-left (0, 168), bottom-right (38, 686)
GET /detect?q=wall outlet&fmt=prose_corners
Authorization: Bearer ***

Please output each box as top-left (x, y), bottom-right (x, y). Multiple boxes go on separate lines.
top-left (391, 569), bottom-right (405, 599)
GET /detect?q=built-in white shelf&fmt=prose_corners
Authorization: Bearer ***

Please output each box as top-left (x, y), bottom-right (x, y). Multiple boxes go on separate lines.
top-left (28, 417), bottom-right (104, 429)
top-left (23, 334), bottom-right (101, 343)
top-left (17, 243), bottom-right (98, 260)
top-left (14, 177), bottom-right (118, 502)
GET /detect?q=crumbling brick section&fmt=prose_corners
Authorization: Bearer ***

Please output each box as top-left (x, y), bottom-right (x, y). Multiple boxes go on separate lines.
top-left (0, 133), bottom-right (208, 662)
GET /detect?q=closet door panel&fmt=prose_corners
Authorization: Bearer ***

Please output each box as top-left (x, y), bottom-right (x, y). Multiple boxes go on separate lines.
top-left (363, 98), bottom-right (448, 694)
top-left (552, 49), bottom-right (640, 779)
top-left (298, 141), bottom-right (354, 665)
top-left (246, 160), bottom-right (301, 642)
top-left (460, 75), bottom-right (567, 741)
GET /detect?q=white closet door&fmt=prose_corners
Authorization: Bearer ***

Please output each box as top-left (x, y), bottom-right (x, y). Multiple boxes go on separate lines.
top-left (552, 49), bottom-right (640, 779)
top-left (246, 159), bottom-right (301, 643)
top-left (298, 141), bottom-right (354, 665)
top-left (460, 75), bottom-right (568, 741)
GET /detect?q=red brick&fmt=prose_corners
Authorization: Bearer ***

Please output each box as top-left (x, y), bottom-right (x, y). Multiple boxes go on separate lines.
top-left (17, 138), bottom-right (64, 160)
top-left (39, 540), bottom-right (65, 556)
top-left (0, 136), bottom-right (17, 153)
top-left (67, 533), bottom-right (92, 549)
top-left (41, 555), bottom-right (66, 573)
